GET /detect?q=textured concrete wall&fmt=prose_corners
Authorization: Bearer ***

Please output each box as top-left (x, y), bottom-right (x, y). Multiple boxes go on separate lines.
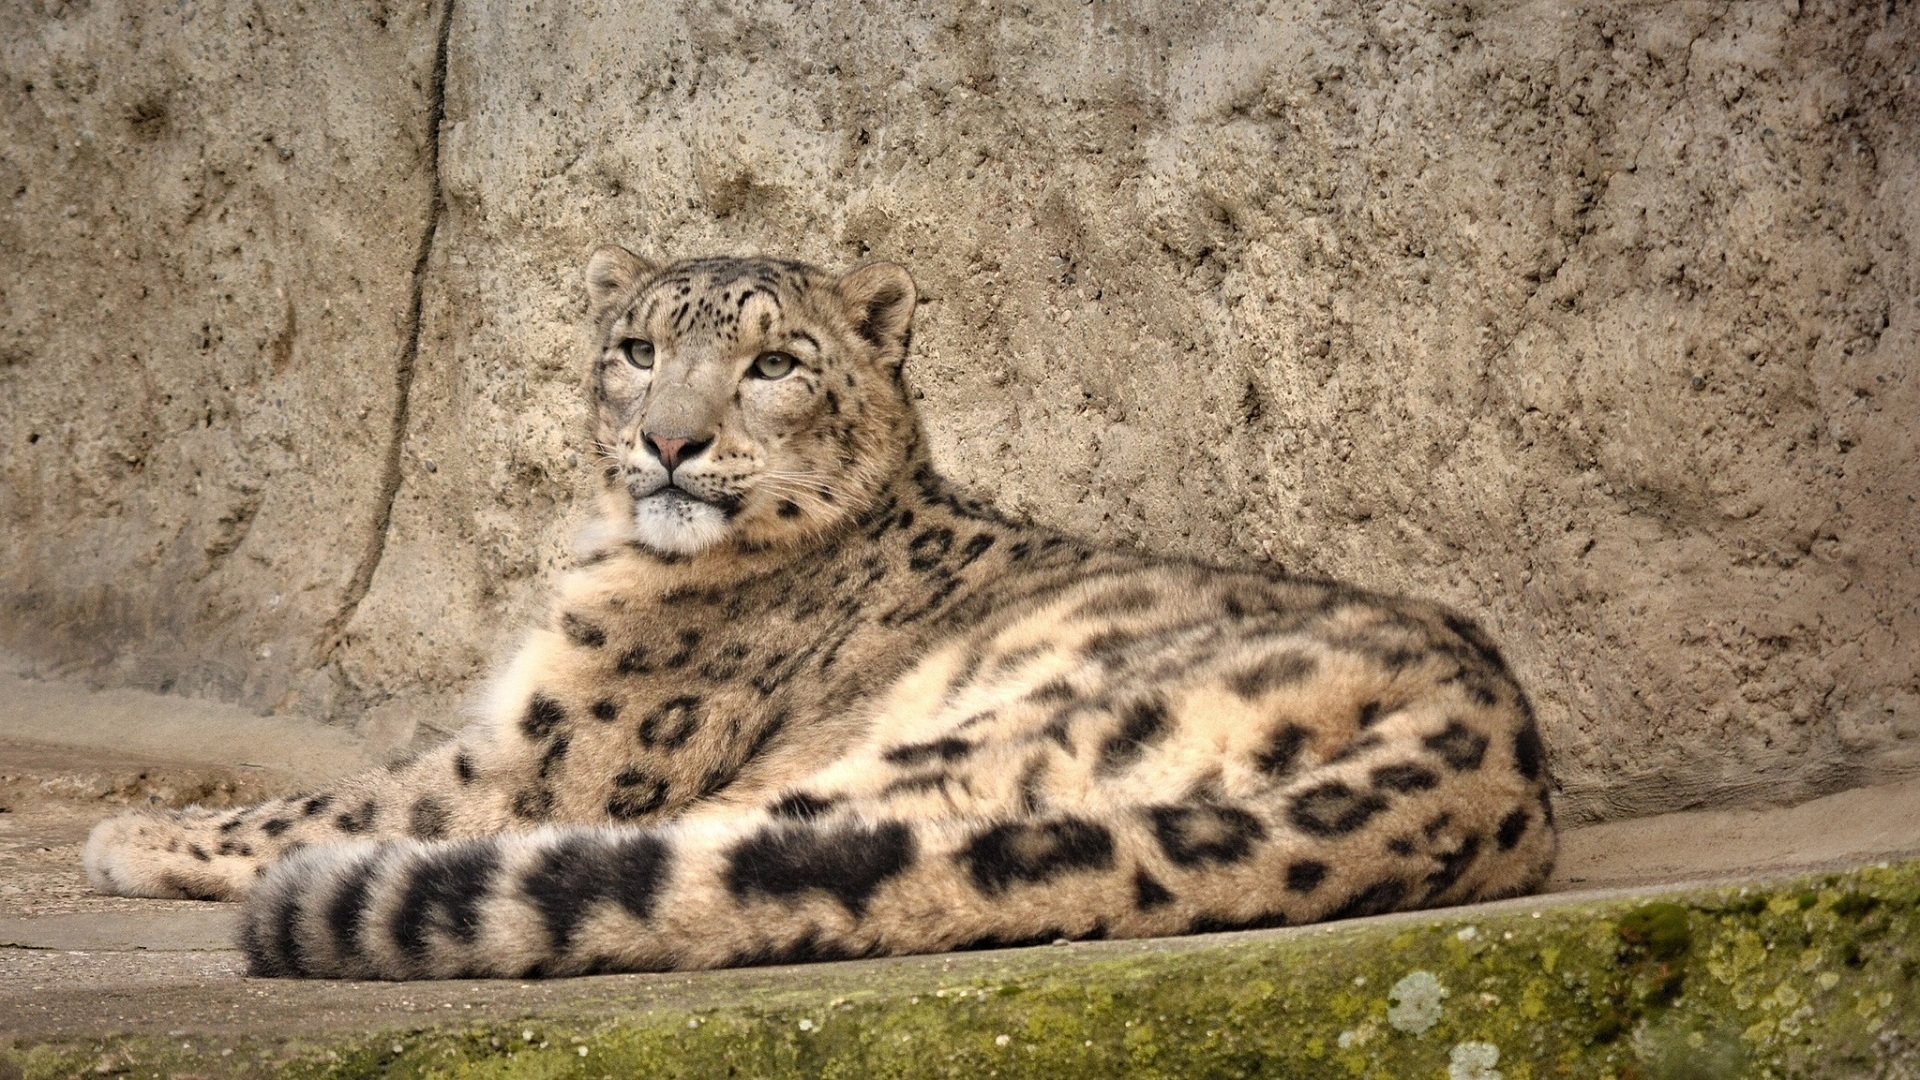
top-left (2, 0), bottom-right (1915, 824)
top-left (0, 0), bottom-right (447, 720)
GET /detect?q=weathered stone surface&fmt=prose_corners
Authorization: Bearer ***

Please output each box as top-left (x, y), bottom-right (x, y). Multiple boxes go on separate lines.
top-left (5, 860), bottom-right (1919, 1079)
top-left (3, 700), bottom-right (1914, 1077)
top-left (0, 1), bottom-right (446, 720)
top-left (4, 0), bottom-right (1917, 823)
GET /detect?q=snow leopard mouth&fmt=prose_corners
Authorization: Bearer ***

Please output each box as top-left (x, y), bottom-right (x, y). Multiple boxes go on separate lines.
top-left (634, 482), bottom-right (742, 518)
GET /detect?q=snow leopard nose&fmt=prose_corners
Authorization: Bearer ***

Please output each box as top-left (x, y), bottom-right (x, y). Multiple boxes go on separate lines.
top-left (643, 432), bottom-right (711, 473)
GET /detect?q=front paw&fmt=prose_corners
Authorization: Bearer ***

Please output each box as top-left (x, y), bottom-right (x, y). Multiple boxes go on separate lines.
top-left (83, 809), bottom-right (251, 901)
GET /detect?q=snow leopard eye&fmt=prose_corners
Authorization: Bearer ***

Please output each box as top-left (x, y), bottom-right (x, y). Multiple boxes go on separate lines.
top-left (750, 351), bottom-right (797, 379)
top-left (622, 339), bottom-right (655, 369)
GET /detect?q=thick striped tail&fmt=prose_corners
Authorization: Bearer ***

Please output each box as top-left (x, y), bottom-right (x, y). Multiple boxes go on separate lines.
top-left (240, 781), bottom-right (1553, 979)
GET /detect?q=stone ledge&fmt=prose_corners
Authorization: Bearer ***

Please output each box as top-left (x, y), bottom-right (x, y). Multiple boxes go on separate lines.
top-left (5, 860), bottom-right (1915, 1080)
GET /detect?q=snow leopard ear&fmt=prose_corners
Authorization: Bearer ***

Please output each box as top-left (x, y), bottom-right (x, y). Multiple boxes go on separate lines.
top-left (834, 262), bottom-right (917, 364)
top-left (584, 245), bottom-right (656, 322)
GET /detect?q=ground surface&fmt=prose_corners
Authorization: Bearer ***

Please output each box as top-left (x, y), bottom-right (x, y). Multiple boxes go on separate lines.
top-left (3, 674), bottom-right (1919, 1076)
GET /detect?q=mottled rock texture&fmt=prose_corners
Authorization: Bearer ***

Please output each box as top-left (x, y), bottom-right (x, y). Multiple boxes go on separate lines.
top-left (2, 0), bottom-right (1915, 824)
top-left (8, 862), bottom-right (1920, 1078)
top-left (0, 0), bottom-right (447, 724)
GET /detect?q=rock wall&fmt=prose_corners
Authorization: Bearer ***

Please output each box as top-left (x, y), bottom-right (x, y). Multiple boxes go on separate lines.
top-left (2, 0), bottom-right (1915, 824)
top-left (0, 0), bottom-right (446, 720)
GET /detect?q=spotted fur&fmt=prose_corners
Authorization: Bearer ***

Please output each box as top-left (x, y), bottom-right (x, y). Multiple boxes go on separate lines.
top-left (84, 250), bottom-right (1556, 979)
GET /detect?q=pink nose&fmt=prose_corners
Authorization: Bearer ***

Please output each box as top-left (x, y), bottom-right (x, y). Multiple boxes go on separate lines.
top-left (649, 436), bottom-right (688, 470)
top-left (643, 433), bottom-right (710, 472)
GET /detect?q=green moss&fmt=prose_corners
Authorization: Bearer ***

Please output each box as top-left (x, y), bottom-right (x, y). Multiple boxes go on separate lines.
top-left (6, 860), bottom-right (1918, 1080)
top-left (1618, 901), bottom-right (1692, 961)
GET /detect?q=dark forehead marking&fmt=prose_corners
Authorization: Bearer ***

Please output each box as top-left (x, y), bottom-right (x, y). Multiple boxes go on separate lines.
top-left (638, 294), bottom-right (666, 328)
top-left (625, 257), bottom-right (833, 342)
top-left (655, 256), bottom-right (822, 291)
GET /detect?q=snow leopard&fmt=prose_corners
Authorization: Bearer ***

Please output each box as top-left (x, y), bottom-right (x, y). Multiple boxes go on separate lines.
top-left (83, 248), bottom-right (1556, 979)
